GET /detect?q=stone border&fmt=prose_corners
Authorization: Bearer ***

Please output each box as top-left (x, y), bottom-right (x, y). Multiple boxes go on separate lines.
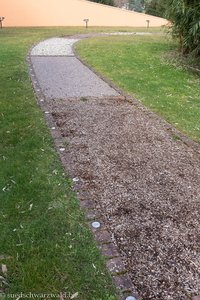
top-left (27, 34), bottom-right (200, 300)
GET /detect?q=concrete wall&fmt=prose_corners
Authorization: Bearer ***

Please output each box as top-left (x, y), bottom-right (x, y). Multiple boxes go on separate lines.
top-left (0, 0), bottom-right (168, 27)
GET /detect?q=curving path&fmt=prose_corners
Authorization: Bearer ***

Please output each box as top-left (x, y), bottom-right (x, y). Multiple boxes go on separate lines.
top-left (31, 37), bottom-right (119, 98)
top-left (29, 34), bottom-right (200, 300)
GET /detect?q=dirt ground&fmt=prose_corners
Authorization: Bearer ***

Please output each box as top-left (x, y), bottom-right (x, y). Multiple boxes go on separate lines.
top-left (48, 96), bottom-right (200, 300)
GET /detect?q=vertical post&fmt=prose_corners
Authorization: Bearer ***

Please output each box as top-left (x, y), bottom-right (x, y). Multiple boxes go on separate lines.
top-left (146, 20), bottom-right (150, 29)
top-left (83, 19), bottom-right (89, 29)
top-left (0, 17), bottom-right (5, 29)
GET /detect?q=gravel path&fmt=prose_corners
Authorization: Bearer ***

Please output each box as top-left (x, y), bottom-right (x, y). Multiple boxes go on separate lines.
top-left (31, 56), bottom-right (119, 98)
top-left (31, 37), bottom-right (119, 98)
top-left (31, 38), bottom-right (79, 56)
top-left (30, 35), bottom-right (200, 300)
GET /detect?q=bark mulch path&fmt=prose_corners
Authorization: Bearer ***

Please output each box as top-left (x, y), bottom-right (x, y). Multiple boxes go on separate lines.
top-left (29, 35), bottom-right (200, 300)
top-left (48, 96), bottom-right (200, 300)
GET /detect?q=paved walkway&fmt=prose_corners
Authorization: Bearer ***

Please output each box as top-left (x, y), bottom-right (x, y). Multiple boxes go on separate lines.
top-left (30, 35), bottom-right (200, 300)
top-left (31, 38), bottom-right (119, 98)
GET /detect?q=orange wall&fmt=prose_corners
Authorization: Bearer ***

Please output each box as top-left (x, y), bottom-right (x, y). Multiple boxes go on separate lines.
top-left (0, 0), bottom-right (168, 27)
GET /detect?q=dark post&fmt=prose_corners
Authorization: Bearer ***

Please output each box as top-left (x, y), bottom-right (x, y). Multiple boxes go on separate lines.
top-left (83, 19), bottom-right (89, 29)
top-left (0, 17), bottom-right (5, 29)
top-left (146, 20), bottom-right (150, 29)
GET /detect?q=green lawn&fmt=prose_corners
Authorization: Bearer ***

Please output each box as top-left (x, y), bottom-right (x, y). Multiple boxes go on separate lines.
top-left (0, 27), bottom-right (124, 299)
top-left (76, 35), bottom-right (200, 142)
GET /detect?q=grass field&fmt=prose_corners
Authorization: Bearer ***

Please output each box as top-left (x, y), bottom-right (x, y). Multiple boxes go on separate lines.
top-left (0, 27), bottom-right (127, 299)
top-left (76, 35), bottom-right (200, 142)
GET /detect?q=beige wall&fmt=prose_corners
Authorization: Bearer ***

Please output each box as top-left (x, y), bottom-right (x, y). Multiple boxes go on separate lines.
top-left (0, 0), bottom-right (168, 27)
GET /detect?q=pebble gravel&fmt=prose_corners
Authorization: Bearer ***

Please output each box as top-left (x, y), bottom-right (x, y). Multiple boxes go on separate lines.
top-left (31, 37), bottom-right (79, 56)
top-left (104, 32), bottom-right (152, 36)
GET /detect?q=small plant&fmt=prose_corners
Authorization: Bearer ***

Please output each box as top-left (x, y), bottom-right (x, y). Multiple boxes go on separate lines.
top-left (172, 134), bottom-right (182, 141)
top-left (80, 96), bottom-right (88, 102)
top-left (63, 140), bottom-right (70, 147)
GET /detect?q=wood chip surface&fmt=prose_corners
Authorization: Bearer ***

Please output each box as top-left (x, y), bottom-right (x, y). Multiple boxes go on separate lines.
top-left (49, 95), bottom-right (200, 300)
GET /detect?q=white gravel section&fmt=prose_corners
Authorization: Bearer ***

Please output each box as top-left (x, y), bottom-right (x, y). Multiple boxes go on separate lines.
top-left (31, 38), bottom-right (79, 56)
top-left (104, 32), bottom-right (152, 36)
